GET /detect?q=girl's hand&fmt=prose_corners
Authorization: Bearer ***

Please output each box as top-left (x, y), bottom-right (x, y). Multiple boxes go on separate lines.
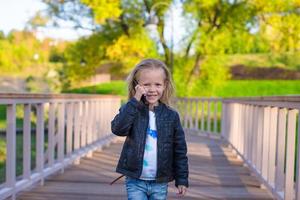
top-left (134, 84), bottom-right (147, 102)
top-left (177, 185), bottom-right (187, 196)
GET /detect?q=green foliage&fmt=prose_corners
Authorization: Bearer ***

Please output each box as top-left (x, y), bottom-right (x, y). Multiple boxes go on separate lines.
top-left (0, 31), bottom-right (4, 40)
top-left (173, 56), bottom-right (229, 97)
top-left (106, 30), bottom-right (158, 73)
top-left (173, 58), bottom-right (195, 97)
top-left (224, 52), bottom-right (300, 70)
top-left (60, 25), bottom-right (157, 89)
top-left (0, 31), bottom-right (65, 93)
top-left (191, 56), bottom-right (230, 96)
top-left (1, 0), bottom-right (300, 95)
top-left (80, 0), bottom-right (122, 24)
top-left (274, 53), bottom-right (300, 70)
top-left (61, 34), bottom-right (105, 88)
top-left (27, 11), bottom-right (49, 29)
top-left (64, 80), bottom-right (127, 96)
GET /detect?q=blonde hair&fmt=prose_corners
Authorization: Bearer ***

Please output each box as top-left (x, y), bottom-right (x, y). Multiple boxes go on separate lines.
top-left (127, 58), bottom-right (174, 106)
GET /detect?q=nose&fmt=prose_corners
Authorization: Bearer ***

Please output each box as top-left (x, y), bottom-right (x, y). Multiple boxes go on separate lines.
top-left (147, 85), bottom-right (156, 94)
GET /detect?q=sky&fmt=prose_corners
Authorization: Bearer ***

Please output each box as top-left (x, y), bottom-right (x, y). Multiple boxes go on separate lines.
top-left (0, 0), bottom-right (187, 48)
top-left (0, 0), bottom-right (44, 34)
top-left (0, 0), bottom-right (91, 40)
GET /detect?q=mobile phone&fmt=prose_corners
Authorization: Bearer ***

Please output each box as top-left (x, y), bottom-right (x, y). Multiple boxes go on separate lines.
top-left (141, 94), bottom-right (147, 103)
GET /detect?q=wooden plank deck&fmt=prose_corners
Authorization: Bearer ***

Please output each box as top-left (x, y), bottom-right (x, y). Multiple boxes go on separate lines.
top-left (15, 133), bottom-right (275, 200)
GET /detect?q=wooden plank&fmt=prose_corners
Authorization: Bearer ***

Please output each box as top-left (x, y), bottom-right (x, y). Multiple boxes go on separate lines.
top-left (220, 102), bottom-right (226, 138)
top-left (16, 134), bottom-right (274, 200)
top-left (66, 102), bottom-right (74, 155)
top-left (262, 107), bottom-right (270, 180)
top-left (6, 104), bottom-right (16, 187)
top-left (184, 98), bottom-right (188, 128)
top-left (80, 101), bottom-right (87, 147)
top-left (256, 106), bottom-right (264, 173)
top-left (95, 101), bottom-right (100, 140)
top-left (284, 109), bottom-right (297, 200)
top-left (207, 101), bottom-right (211, 133)
top-left (188, 99), bottom-right (193, 129)
top-left (268, 107), bottom-right (278, 187)
top-left (248, 105), bottom-right (254, 164)
top-left (213, 101), bottom-right (218, 134)
top-left (99, 100), bottom-right (104, 138)
top-left (275, 108), bottom-right (286, 192)
top-left (48, 103), bottom-right (55, 167)
top-left (36, 103), bottom-right (44, 184)
top-left (296, 108), bottom-right (300, 200)
top-left (87, 101), bottom-right (93, 145)
top-left (73, 102), bottom-right (80, 151)
top-left (240, 104), bottom-right (246, 155)
top-left (57, 103), bottom-right (65, 163)
top-left (201, 100), bottom-right (205, 132)
top-left (251, 106), bottom-right (258, 168)
top-left (23, 104), bottom-right (31, 179)
top-left (195, 99), bottom-right (199, 130)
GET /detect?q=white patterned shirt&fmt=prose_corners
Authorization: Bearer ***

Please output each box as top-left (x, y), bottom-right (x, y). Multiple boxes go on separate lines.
top-left (140, 111), bottom-right (157, 180)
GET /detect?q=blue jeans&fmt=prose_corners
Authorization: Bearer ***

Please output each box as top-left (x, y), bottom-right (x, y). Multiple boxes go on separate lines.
top-left (125, 176), bottom-right (168, 200)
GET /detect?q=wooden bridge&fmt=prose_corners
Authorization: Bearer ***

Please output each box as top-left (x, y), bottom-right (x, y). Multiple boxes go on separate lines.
top-left (0, 94), bottom-right (299, 200)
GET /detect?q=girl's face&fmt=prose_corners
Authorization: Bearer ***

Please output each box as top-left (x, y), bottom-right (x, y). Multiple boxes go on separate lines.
top-left (137, 68), bottom-right (166, 107)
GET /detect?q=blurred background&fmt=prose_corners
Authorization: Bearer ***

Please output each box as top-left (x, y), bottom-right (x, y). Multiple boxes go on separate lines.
top-left (0, 0), bottom-right (300, 98)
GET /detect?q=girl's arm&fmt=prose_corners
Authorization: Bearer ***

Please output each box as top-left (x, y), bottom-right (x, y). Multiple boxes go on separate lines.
top-left (173, 112), bottom-right (189, 188)
top-left (111, 97), bottom-right (142, 136)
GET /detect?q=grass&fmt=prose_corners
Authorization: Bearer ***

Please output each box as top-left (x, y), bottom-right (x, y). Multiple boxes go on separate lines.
top-left (216, 80), bottom-right (300, 97)
top-left (0, 134), bottom-right (37, 183)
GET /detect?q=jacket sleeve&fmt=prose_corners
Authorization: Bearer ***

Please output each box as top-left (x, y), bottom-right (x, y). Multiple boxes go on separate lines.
top-left (173, 111), bottom-right (189, 188)
top-left (111, 97), bottom-right (142, 136)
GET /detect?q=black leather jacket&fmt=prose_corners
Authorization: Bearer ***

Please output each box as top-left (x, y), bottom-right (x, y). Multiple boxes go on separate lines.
top-left (111, 98), bottom-right (189, 187)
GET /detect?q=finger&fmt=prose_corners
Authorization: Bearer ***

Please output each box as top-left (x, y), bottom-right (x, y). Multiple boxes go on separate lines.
top-left (135, 85), bottom-right (143, 94)
top-left (177, 187), bottom-right (183, 195)
top-left (135, 85), bottom-right (145, 93)
top-left (140, 85), bottom-right (147, 93)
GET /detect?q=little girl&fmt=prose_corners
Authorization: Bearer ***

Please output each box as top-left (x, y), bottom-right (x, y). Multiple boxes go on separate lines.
top-left (111, 58), bottom-right (189, 200)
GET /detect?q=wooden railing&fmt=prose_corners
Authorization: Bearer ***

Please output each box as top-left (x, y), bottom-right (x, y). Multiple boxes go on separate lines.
top-left (222, 96), bottom-right (300, 200)
top-left (0, 93), bottom-right (121, 200)
top-left (176, 96), bottom-right (300, 200)
top-left (1, 94), bottom-right (298, 200)
top-left (175, 97), bottom-right (222, 137)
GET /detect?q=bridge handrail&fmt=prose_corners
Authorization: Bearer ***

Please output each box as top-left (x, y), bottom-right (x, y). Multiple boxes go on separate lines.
top-left (222, 96), bottom-right (300, 200)
top-left (176, 95), bottom-right (300, 200)
top-left (175, 97), bottom-right (223, 138)
top-left (0, 93), bottom-right (121, 200)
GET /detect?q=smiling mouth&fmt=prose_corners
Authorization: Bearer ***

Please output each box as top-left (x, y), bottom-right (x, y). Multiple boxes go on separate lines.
top-left (147, 95), bottom-right (157, 97)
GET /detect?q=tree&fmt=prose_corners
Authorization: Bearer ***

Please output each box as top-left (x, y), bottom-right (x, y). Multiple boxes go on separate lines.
top-left (41, 0), bottom-right (300, 94)
top-left (42, 0), bottom-right (172, 70)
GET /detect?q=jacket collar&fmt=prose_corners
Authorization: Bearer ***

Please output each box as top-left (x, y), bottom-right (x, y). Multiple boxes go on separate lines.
top-left (141, 101), bottom-right (165, 116)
